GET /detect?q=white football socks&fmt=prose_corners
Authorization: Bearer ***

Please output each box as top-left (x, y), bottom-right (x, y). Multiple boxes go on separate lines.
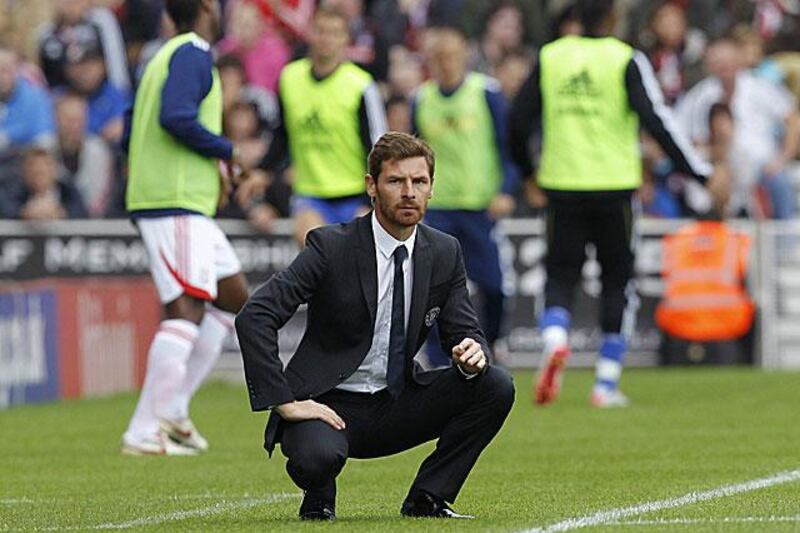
top-left (542, 325), bottom-right (568, 356)
top-left (124, 319), bottom-right (198, 443)
top-left (165, 308), bottom-right (234, 422)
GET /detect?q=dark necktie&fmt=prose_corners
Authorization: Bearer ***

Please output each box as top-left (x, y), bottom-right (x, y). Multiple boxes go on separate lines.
top-left (387, 244), bottom-right (408, 398)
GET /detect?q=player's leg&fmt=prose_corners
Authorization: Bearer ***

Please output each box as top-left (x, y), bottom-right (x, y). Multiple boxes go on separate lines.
top-left (457, 210), bottom-right (506, 354)
top-left (291, 196), bottom-right (330, 245)
top-left (163, 219), bottom-right (247, 450)
top-left (536, 196), bottom-right (589, 405)
top-left (590, 195), bottom-right (636, 407)
top-left (123, 216), bottom-right (214, 455)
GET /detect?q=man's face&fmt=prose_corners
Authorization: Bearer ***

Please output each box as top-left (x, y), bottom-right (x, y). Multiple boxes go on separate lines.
top-left (0, 50), bottom-right (17, 97)
top-left (367, 156), bottom-right (432, 229)
top-left (706, 42), bottom-right (740, 86)
top-left (428, 31), bottom-right (467, 86)
top-left (309, 14), bottom-right (350, 64)
top-left (65, 56), bottom-right (106, 95)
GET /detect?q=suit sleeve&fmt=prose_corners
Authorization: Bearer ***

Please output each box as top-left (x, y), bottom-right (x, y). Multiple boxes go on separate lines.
top-left (235, 230), bottom-right (329, 411)
top-left (626, 51), bottom-right (711, 183)
top-left (436, 240), bottom-right (490, 368)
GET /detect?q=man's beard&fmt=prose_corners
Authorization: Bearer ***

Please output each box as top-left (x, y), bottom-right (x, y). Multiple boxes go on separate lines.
top-left (378, 199), bottom-right (423, 227)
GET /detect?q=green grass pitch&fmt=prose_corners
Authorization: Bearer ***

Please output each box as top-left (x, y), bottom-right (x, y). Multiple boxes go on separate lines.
top-left (1, 368), bottom-right (798, 532)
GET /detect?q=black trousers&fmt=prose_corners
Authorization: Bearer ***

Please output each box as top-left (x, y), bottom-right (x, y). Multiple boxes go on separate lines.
top-left (544, 192), bottom-right (636, 334)
top-left (279, 366), bottom-right (514, 504)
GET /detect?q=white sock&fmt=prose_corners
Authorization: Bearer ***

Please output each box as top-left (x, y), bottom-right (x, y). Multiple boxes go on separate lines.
top-left (123, 319), bottom-right (199, 443)
top-left (165, 308), bottom-right (234, 422)
top-left (542, 325), bottom-right (568, 356)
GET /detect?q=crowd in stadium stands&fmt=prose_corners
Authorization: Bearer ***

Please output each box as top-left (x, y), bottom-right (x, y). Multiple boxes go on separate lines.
top-left (2, 0), bottom-right (800, 225)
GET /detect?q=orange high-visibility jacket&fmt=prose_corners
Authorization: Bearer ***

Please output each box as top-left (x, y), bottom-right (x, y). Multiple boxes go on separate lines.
top-left (655, 221), bottom-right (755, 342)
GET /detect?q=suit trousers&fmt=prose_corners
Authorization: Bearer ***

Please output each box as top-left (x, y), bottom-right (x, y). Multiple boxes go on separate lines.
top-left (279, 366), bottom-right (515, 504)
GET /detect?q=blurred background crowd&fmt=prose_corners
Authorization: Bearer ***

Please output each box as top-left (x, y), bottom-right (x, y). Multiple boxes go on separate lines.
top-left (2, 0), bottom-right (800, 226)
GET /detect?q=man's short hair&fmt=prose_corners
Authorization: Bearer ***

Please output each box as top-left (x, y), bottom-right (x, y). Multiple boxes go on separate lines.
top-left (577, 0), bottom-right (615, 34)
top-left (166, 0), bottom-right (204, 32)
top-left (368, 132), bottom-right (435, 181)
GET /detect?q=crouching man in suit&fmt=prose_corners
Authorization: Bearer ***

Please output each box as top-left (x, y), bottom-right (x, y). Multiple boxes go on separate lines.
top-left (235, 132), bottom-right (515, 521)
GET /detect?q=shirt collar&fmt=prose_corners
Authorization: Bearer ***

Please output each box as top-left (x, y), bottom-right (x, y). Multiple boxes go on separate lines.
top-left (371, 211), bottom-right (417, 260)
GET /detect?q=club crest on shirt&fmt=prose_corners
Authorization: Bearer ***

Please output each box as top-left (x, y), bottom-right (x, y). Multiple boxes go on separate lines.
top-left (424, 307), bottom-right (441, 327)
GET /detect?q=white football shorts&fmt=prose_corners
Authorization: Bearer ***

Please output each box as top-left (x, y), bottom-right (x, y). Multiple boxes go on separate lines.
top-left (137, 215), bottom-right (242, 304)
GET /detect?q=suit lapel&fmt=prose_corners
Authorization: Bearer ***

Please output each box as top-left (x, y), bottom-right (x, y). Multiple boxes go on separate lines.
top-left (406, 226), bottom-right (432, 358)
top-left (355, 214), bottom-right (378, 325)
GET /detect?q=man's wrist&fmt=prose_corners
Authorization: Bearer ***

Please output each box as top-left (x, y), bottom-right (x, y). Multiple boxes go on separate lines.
top-left (456, 364), bottom-right (481, 380)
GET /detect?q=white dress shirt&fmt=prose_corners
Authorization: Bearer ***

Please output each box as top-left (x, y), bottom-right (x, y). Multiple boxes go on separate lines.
top-left (337, 213), bottom-right (416, 393)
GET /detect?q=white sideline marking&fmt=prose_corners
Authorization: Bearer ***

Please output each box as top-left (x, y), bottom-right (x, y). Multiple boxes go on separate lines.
top-left (0, 498), bottom-right (35, 505)
top-left (608, 515), bottom-right (800, 526)
top-left (36, 492), bottom-right (300, 531)
top-left (522, 468), bottom-right (800, 533)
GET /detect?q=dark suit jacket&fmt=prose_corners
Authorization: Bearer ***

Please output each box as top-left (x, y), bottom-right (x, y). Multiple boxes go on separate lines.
top-left (235, 213), bottom-right (489, 454)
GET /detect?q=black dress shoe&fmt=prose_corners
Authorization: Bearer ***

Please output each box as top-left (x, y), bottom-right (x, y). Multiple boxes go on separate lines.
top-left (299, 491), bottom-right (336, 521)
top-left (299, 506), bottom-right (335, 521)
top-left (400, 490), bottom-right (474, 519)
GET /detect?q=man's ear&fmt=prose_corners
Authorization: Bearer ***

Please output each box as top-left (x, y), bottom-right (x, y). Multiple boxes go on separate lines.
top-left (365, 173), bottom-right (376, 200)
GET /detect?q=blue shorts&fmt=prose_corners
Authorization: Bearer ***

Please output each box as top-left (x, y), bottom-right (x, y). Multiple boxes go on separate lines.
top-left (291, 194), bottom-right (369, 225)
top-left (424, 209), bottom-right (504, 292)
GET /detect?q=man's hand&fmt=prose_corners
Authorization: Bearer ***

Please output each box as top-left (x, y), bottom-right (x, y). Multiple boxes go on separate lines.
top-left (488, 193), bottom-right (516, 219)
top-left (218, 160), bottom-right (233, 209)
top-left (274, 400), bottom-right (346, 430)
top-left (235, 169), bottom-right (270, 206)
top-left (452, 337), bottom-right (487, 375)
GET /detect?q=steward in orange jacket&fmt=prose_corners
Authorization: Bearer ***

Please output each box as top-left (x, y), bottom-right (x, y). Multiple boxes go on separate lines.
top-left (656, 221), bottom-right (754, 342)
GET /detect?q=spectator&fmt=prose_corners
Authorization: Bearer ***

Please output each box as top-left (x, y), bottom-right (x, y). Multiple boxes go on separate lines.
top-left (386, 46), bottom-right (424, 98)
top-left (732, 25), bottom-right (784, 85)
top-left (217, 54), bottom-right (279, 131)
top-left (385, 94), bottom-right (412, 132)
top-left (224, 100), bottom-right (269, 170)
top-left (252, 0), bottom-right (315, 42)
top-left (219, 100), bottom-right (288, 233)
top-left (325, 0), bottom-right (391, 81)
top-left (469, 1), bottom-right (529, 75)
top-left (38, 0), bottom-right (130, 91)
top-left (677, 37), bottom-right (800, 218)
top-left (494, 49), bottom-right (532, 100)
top-left (0, 147), bottom-right (87, 220)
top-left (216, 0), bottom-right (291, 94)
top-left (369, 0), bottom-right (431, 50)
top-left (62, 32), bottom-right (130, 144)
top-left (53, 92), bottom-right (115, 217)
top-left (0, 44), bottom-right (55, 176)
top-left (643, 2), bottom-right (706, 105)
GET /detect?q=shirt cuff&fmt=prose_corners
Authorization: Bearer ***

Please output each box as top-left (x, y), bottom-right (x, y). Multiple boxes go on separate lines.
top-left (456, 364), bottom-right (480, 380)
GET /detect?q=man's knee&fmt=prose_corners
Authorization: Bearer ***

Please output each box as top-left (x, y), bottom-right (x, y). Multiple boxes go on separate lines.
top-left (286, 442), bottom-right (347, 487)
top-left (478, 366), bottom-right (515, 415)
